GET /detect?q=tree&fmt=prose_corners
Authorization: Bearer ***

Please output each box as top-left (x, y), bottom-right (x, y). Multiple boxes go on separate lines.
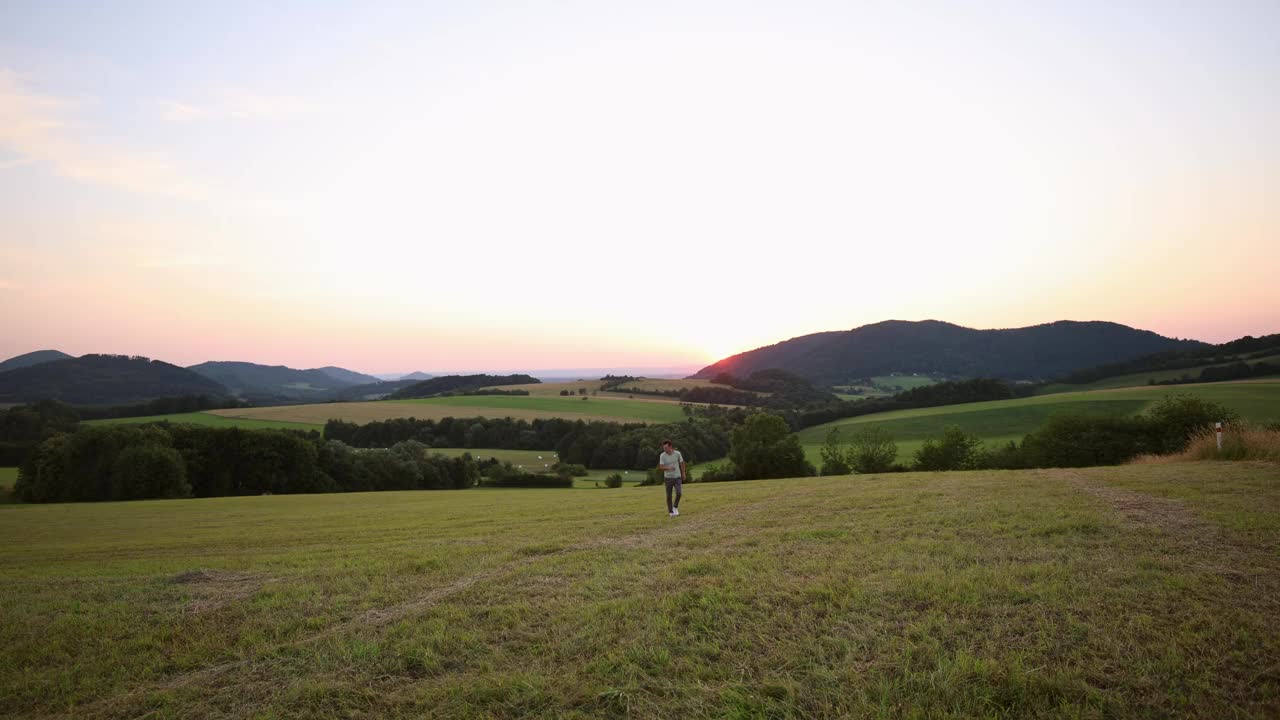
top-left (728, 412), bottom-right (814, 480)
top-left (110, 444), bottom-right (190, 500)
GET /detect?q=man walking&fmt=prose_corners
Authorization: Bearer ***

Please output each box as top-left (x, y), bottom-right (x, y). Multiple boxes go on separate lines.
top-left (658, 439), bottom-right (686, 516)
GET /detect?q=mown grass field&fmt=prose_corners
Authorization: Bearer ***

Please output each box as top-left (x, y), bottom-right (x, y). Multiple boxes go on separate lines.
top-left (1, 462), bottom-right (1277, 718)
top-left (800, 380), bottom-right (1280, 467)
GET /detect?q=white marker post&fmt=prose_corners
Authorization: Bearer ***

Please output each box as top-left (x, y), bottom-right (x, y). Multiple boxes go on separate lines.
top-left (1215, 422), bottom-right (1223, 452)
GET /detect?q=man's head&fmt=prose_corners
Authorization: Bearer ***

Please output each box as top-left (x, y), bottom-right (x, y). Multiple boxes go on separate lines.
top-left (662, 440), bottom-right (673, 452)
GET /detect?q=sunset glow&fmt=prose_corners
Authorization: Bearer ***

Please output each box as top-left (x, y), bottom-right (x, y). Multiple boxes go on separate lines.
top-left (2, 1), bottom-right (1277, 373)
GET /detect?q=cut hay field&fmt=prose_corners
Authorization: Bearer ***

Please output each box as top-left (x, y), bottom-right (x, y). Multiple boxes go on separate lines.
top-left (201, 395), bottom-right (687, 427)
top-left (800, 380), bottom-right (1280, 467)
top-left (1, 462), bottom-right (1277, 718)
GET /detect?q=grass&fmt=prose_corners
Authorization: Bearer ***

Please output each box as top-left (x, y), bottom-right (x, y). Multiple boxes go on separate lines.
top-left (88, 412), bottom-right (323, 431)
top-left (801, 380), bottom-right (1280, 466)
top-left (1134, 424), bottom-right (1280, 464)
top-left (390, 396), bottom-right (687, 423)
top-left (0, 467), bottom-right (16, 504)
top-left (1, 463), bottom-right (1277, 718)
top-left (1039, 352), bottom-right (1280, 393)
top-left (198, 395), bottom-right (690, 427)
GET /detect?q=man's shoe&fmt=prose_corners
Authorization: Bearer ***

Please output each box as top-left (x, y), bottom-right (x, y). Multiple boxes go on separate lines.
top-left (672, 508), bottom-right (680, 516)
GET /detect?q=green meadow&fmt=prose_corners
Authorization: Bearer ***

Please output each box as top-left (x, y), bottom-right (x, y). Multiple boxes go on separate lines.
top-left (89, 412), bottom-right (323, 431)
top-left (800, 380), bottom-right (1280, 467)
top-left (390, 395), bottom-right (687, 423)
top-left (1, 462), bottom-right (1277, 718)
top-left (0, 467), bottom-right (16, 504)
top-left (1038, 352), bottom-right (1280, 393)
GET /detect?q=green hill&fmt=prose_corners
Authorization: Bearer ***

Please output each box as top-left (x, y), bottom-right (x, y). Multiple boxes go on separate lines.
top-left (799, 380), bottom-right (1280, 464)
top-left (187, 361), bottom-right (370, 402)
top-left (693, 320), bottom-right (1204, 385)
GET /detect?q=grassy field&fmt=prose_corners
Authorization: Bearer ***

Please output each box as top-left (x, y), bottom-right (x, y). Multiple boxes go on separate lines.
top-left (800, 380), bottom-right (1280, 467)
top-left (424, 448), bottom-right (647, 488)
top-left (493, 378), bottom-right (727, 398)
top-left (1039, 352), bottom-right (1280, 394)
top-left (1, 462), bottom-right (1277, 718)
top-left (200, 395), bottom-right (689, 427)
top-left (89, 412), bottom-right (323, 431)
top-left (0, 467), bottom-right (16, 504)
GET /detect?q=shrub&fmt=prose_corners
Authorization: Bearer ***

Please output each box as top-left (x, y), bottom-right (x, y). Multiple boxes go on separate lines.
top-left (819, 428), bottom-right (851, 476)
top-left (551, 462), bottom-right (589, 477)
top-left (604, 473), bottom-right (623, 488)
top-left (1139, 422), bottom-right (1280, 463)
top-left (697, 463), bottom-right (740, 483)
top-left (1018, 414), bottom-right (1155, 468)
top-left (1145, 394), bottom-right (1240, 454)
top-left (847, 425), bottom-right (898, 474)
top-left (483, 462), bottom-right (572, 488)
top-left (914, 426), bottom-right (981, 471)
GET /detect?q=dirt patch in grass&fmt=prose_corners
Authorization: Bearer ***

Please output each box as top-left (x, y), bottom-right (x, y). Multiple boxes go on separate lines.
top-left (171, 569), bottom-right (274, 615)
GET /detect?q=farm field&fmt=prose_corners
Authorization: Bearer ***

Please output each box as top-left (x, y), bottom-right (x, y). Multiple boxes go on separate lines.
top-left (488, 378), bottom-right (728, 398)
top-left (1, 462), bottom-right (1277, 718)
top-left (800, 380), bottom-right (1280, 467)
top-left (89, 412), bottom-right (323, 431)
top-left (1039, 352), bottom-right (1280, 394)
top-left (203, 395), bottom-right (687, 427)
top-left (425, 448), bottom-right (648, 488)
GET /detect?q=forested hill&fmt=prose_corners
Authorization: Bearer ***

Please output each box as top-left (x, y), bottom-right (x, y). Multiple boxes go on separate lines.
top-left (692, 320), bottom-right (1206, 385)
top-left (0, 355), bottom-right (229, 405)
top-left (0, 350), bottom-right (74, 373)
top-left (390, 374), bottom-right (540, 399)
top-left (186, 361), bottom-right (372, 402)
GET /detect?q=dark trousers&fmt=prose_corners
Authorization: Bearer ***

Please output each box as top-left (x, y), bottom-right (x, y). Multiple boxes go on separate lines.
top-left (665, 476), bottom-right (682, 512)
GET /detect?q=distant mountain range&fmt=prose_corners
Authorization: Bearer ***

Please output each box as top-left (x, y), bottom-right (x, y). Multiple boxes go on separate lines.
top-left (692, 320), bottom-right (1207, 384)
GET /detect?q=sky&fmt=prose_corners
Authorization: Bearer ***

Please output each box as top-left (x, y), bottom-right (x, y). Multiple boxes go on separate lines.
top-left (1, 1), bottom-right (1277, 374)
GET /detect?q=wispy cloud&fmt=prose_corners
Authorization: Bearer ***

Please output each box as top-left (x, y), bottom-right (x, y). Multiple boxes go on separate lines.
top-left (157, 92), bottom-right (314, 122)
top-left (0, 67), bottom-right (206, 198)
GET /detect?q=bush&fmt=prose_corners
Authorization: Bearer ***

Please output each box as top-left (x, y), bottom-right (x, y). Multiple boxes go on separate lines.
top-left (1145, 394), bottom-right (1239, 454)
top-left (551, 462), bottom-right (589, 477)
top-left (847, 425), bottom-right (898, 474)
top-left (728, 412), bottom-right (815, 480)
top-left (697, 463), bottom-right (740, 483)
top-left (914, 426), bottom-right (981, 471)
top-left (604, 473), bottom-right (623, 488)
top-left (819, 428), bottom-right (852, 476)
top-left (1019, 414), bottom-right (1156, 468)
top-left (1137, 422), bottom-right (1280, 463)
top-left (482, 462), bottom-right (573, 488)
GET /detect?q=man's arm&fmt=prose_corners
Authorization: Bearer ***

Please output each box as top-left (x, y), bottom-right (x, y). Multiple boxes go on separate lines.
top-left (679, 459), bottom-right (687, 480)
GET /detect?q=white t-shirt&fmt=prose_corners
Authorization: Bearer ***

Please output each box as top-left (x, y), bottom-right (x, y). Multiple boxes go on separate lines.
top-left (659, 449), bottom-right (684, 479)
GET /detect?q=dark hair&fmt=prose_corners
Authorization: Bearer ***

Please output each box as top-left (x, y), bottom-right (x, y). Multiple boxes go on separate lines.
top-left (662, 439), bottom-right (672, 446)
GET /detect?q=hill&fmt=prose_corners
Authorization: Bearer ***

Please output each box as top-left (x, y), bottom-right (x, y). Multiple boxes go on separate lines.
top-left (1045, 332), bottom-right (1280, 390)
top-left (400, 371), bottom-right (434, 381)
top-left (693, 320), bottom-right (1205, 385)
top-left (797, 379), bottom-right (1280, 465)
top-left (2, 463), bottom-right (1276, 717)
top-left (0, 350), bottom-right (73, 374)
top-left (389, 373), bottom-right (541, 399)
top-left (0, 354), bottom-right (229, 405)
top-left (315, 366), bottom-right (382, 386)
top-left (187, 361), bottom-right (370, 402)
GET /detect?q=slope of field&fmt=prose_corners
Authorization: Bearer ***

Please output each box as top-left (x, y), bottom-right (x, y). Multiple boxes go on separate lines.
top-left (89, 412), bottom-right (322, 431)
top-left (0, 467), bottom-right (16, 503)
top-left (800, 380), bottom-right (1280, 465)
top-left (2, 463), bottom-right (1277, 718)
top-left (207, 395), bottom-right (687, 426)
top-left (1039, 352), bottom-right (1280, 393)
